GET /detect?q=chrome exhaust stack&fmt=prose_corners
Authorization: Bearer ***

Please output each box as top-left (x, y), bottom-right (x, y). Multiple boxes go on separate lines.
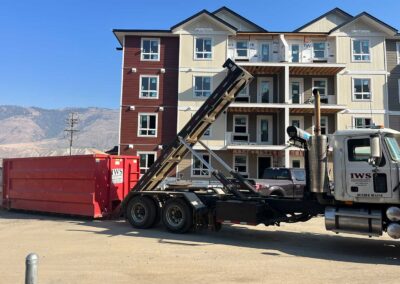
top-left (308, 89), bottom-right (329, 193)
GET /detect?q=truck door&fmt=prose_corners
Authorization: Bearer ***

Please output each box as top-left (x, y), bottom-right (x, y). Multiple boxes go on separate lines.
top-left (345, 136), bottom-right (392, 199)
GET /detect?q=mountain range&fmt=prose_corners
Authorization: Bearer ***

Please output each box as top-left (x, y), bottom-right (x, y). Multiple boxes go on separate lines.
top-left (0, 105), bottom-right (119, 161)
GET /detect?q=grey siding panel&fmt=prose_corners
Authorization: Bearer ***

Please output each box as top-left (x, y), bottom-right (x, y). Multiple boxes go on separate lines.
top-left (278, 111), bottom-right (285, 145)
top-left (278, 69), bottom-right (285, 103)
top-left (386, 40), bottom-right (400, 111)
top-left (389, 115), bottom-right (400, 131)
top-left (388, 77), bottom-right (400, 111)
top-left (249, 79), bottom-right (257, 103)
top-left (387, 40), bottom-right (400, 73)
top-left (293, 75), bottom-right (335, 102)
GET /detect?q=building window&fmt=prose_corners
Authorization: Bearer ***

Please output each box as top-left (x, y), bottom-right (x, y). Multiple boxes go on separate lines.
top-left (236, 41), bottom-right (249, 58)
top-left (321, 117), bottom-right (328, 135)
top-left (398, 79), bottom-right (400, 103)
top-left (138, 113), bottom-right (157, 137)
top-left (352, 39), bottom-right (370, 61)
top-left (235, 85), bottom-right (249, 102)
top-left (192, 153), bottom-right (210, 177)
top-left (290, 80), bottom-right (303, 104)
top-left (312, 78), bottom-right (328, 102)
top-left (397, 42), bottom-right (400, 64)
top-left (259, 42), bottom-right (271, 62)
top-left (233, 115), bottom-right (248, 142)
top-left (140, 76), bottom-right (158, 99)
top-left (141, 38), bottom-right (160, 61)
top-left (292, 160), bottom-right (301, 168)
top-left (313, 116), bottom-right (329, 135)
top-left (257, 115), bottom-right (273, 144)
top-left (195, 38), bottom-right (212, 59)
top-left (292, 119), bottom-right (301, 128)
top-left (233, 154), bottom-right (248, 178)
top-left (137, 152), bottom-right (157, 176)
top-left (289, 44), bottom-right (301, 62)
top-left (313, 42), bottom-right (326, 59)
top-left (354, 117), bottom-right (372, 128)
top-left (258, 77), bottom-right (273, 103)
top-left (353, 78), bottom-right (371, 100)
top-left (194, 76), bottom-right (212, 98)
top-left (203, 126), bottom-right (211, 137)
top-left (291, 116), bottom-right (304, 130)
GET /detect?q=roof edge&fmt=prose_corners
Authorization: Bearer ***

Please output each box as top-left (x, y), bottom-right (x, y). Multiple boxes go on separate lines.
top-left (329, 11), bottom-right (398, 34)
top-left (113, 29), bottom-right (172, 33)
top-left (293, 7), bottom-right (353, 32)
top-left (212, 6), bottom-right (268, 32)
top-left (170, 9), bottom-right (237, 32)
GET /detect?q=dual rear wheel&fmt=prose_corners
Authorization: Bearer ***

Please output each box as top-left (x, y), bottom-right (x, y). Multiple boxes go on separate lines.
top-left (125, 196), bottom-right (193, 233)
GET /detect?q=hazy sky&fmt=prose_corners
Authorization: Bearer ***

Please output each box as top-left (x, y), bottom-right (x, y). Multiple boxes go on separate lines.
top-left (1, 0), bottom-right (399, 109)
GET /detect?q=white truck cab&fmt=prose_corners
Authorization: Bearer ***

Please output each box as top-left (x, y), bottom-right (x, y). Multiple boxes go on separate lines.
top-left (332, 128), bottom-right (400, 205)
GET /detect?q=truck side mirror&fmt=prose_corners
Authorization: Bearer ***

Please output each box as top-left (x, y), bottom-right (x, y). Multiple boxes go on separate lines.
top-left (369, 135), bottom-right (381, 166)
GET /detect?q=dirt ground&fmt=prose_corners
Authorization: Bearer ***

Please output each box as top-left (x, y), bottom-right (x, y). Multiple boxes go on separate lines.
top-left (0, 209), bottom-right (399, 284)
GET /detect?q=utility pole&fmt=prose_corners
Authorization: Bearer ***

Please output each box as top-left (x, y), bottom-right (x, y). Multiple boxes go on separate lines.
top-left (65, 112), bottom-right (79, 156)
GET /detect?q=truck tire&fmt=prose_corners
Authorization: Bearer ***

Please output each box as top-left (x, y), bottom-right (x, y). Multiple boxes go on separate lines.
top-left (126, 196), bottom-right (157, 229)
top-left (162, 198), bottom-right (193, 233)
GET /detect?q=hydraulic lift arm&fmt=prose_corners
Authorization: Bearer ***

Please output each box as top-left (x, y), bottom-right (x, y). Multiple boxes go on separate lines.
top-left (123, 59), bottom-right (253, 202)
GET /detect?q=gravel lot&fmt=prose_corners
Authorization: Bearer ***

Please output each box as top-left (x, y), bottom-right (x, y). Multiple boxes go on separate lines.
top-left (0, 208), bottom-right (399, 284)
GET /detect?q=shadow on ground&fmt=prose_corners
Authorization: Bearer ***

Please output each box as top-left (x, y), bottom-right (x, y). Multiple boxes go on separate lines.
top-left (1, 208), bottom-right (399, 265)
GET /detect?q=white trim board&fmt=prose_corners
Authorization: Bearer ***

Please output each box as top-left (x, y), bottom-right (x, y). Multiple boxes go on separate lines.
top-left (341, 70), bottom-right (389, 75)
top-left (342, 109), bottom-right (386, 114)
top-left (118, 35), bottom-right (126, 155)
top-left (179, 67), bottom-right (224, 73)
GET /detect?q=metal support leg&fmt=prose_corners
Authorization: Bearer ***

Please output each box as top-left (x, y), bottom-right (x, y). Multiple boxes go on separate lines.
top-left (178, 137), bottom-right (247, 199)
top-left (197, 140), bottom-right (258, 194)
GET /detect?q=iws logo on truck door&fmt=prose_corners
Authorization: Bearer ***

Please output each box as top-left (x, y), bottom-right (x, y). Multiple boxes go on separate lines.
top-left (350, 172), bottom-right (371, 187)
top-left (112, 168), bottom-right (123, 184)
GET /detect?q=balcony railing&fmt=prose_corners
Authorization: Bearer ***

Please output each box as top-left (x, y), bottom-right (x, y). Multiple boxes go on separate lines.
top-left (232, 95), bottom-right (336, 105)
top-left (225, 132), bottom-right (274, 146)
top-left (228, 39), bottom-right (335, 64)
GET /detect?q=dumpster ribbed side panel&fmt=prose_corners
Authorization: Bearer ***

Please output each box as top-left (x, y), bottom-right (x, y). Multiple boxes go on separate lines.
top-left (2, 155), bottom-right (139, 218)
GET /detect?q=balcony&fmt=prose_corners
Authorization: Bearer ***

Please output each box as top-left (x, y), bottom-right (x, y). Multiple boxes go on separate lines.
top-left (289, 104), bottom-right (347, 114)
top-left (224, 132), bottom-right (285, 151)
top-left (228, 38), bottom-right (338, 64)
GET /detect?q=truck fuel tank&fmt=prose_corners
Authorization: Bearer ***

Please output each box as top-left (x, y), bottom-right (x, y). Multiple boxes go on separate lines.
top-left (325, 207), bottom-right (382, 237)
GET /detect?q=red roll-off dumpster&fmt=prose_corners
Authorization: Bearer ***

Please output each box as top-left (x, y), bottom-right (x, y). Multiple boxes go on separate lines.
top-left (2, 154), bottom-right (140, 218)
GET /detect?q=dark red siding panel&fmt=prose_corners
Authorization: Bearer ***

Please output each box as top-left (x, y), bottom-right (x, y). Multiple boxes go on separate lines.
top-left (120, 35), bottom-right (179, 155)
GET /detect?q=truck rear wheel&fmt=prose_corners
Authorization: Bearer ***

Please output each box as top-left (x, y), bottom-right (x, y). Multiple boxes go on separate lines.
top-left (126, 196), bottom-right (157, 229)
top-left (162, 198), bottom-right (193, 233)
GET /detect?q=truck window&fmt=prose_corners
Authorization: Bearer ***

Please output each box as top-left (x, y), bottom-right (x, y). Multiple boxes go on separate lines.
top-left (292, 169), bottom-right (305, 181)
top-left (347, 138), bottom-right (370, 162)
top-left (385, 135), bottom-right (400, 161)
top-left (263, 169), bottom-right (290, 180)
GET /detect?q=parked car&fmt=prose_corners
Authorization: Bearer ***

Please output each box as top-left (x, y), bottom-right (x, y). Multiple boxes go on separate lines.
top-left (255, 168), bottom-right (305, 198)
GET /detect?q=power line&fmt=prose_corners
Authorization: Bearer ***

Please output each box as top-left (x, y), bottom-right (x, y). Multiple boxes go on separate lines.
top-left (64, 112), bottom-right (79, 156)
